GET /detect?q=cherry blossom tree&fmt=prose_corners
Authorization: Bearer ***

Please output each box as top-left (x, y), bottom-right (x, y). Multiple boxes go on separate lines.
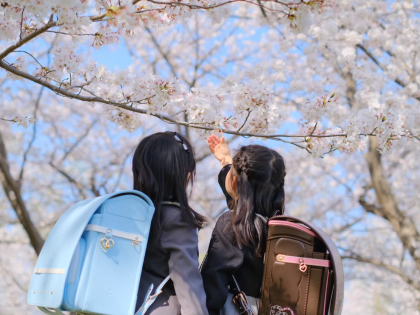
top-left (1, 0), bottom-right (420, 314)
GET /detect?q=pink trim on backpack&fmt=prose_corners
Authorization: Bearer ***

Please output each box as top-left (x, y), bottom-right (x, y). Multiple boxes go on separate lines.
top-left (268, 220), bottom-right (318, 238)
top-left (276, 255), bottom-right (330, 268)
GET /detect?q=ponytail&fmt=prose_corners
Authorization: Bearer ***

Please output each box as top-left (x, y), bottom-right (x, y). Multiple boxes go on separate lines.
top-left (228, 145), bottom-right (286, 257)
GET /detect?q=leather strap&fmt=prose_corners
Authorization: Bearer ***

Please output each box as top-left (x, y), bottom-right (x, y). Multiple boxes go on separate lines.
top-left (135, 276), bottom-right (171, 315)
top-left (270, 216), bottom-right (344, 315)
top-left (275, 254), bottom-right (330, 268)
top-left (84, 224), bottom-right (144, 242)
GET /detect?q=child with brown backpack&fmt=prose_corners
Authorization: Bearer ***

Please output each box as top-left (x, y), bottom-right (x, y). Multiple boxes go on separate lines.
top-left (201, 135), bottom-right (343, 315)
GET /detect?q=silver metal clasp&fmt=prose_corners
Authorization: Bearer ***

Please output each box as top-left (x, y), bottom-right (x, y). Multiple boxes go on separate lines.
top-left (132, 236), bottom-right (140, 246)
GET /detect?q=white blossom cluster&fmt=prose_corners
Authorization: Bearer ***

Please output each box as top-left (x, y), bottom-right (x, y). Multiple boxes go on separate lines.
top-left (301, 92), bottom-right (338, 122)
top-left (232, 80), bottom-right (283, 133)
top-left (5, 57), bottom-right (25, 81)
top-left (185, 87), bottom-right (237, 130)
top-left (10, 115), bottom-right (36, 128)
top-left (0, 0), bottom-right (334, 148)
top-left (0, 0), bottom-right (331, 45)
top-left (286, 0), bottom-right (334, 34)
top-left (7, 34), bottom-right (414, 154)
top-left (299, 93), bottom-right (413, 155)
top-left (106, 107), bottom-right (143, 132)
top-left (1, 0), bottom-right (416, 157)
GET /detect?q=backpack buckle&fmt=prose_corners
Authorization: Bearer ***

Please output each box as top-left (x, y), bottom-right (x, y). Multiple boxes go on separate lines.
top-left (132, 236), bottom-right (140, 246)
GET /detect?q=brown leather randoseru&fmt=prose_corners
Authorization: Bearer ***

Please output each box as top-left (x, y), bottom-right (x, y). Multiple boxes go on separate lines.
top-left (259, 216), bottom-right (344, 315)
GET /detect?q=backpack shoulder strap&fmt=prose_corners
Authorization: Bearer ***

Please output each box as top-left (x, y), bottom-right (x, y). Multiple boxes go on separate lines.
top-left (269, 216), bottom-right (344, 315)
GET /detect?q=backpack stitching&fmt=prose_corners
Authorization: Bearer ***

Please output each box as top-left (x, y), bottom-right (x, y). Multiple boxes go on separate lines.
top-left (267, 240), bottom-right (273, 314)
top-left (83, 212), bottom-right (103, 310)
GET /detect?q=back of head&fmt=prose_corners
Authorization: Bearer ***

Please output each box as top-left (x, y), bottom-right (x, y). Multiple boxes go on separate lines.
top-left (132, 132), bottom-right (205, 231)
top-left (230, 145), bottom-right (286, 256)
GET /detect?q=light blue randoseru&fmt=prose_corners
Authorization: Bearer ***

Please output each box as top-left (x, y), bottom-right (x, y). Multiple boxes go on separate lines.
top-left (27, 190), bottom-right (170, 315)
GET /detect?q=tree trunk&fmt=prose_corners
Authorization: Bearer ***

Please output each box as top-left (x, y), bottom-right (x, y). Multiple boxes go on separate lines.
top-left (362, 137), bottom-right (420, 270)
top-left (0, 132), bottom-right (44, 255)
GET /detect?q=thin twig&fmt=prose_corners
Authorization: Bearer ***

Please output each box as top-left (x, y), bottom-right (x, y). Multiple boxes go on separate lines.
top-left (13, 50), bottom-right (44, 68)
top-left (0, 118), bottom-right (14, 123)
top-left (310, 122), bottom-right (318, 135)
top-left (171, 109), bottom-right (186, 118)
top-left (237, 110), bottom-right (252, 132)
top-left (19, 7), bottom-right (25, 41)
top-left (18, 87), bottom-right (44, 185)
top-left (46, 30), bottom-right (97, 36)
top-left (61, 120), bottom-right (97, 161)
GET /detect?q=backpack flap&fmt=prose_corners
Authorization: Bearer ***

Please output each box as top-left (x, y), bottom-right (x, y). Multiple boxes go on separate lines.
top-left (27, 190), bottom-right (154, 310)
top-left (274, 216), bottom-right (344, 315)
top-left (28, 198), bottom-right (94, 309)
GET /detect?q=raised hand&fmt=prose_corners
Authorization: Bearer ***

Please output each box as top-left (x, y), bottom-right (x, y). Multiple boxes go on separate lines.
top-left (207, 135), bottom-right (233, 167)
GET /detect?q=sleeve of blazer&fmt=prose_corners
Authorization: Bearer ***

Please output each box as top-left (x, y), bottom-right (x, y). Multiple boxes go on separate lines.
top-left (218, 164), bottom-right (234, 209)
top-left (201, 212), bottom-right (244, 315)
top-left (160, 207), bottom-right (209, 315)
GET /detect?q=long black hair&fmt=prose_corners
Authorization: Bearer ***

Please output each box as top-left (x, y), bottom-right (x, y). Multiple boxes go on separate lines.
top-left (229, 145), bottom-right (286, 256)
top-left (132, 131), bottom-right (206, 232)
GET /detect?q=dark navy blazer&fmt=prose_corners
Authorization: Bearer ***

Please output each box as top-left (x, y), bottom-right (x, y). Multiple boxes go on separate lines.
top-left (136, 204), bottom-right (208, 315)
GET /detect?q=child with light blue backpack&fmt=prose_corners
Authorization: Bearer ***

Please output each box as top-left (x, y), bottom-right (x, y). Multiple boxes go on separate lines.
top-left (27, 131), bottom-right (209, 315)
top-left (133, 132), bottom-right (209, 315)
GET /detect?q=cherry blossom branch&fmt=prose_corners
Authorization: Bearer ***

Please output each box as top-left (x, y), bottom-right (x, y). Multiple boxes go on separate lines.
top-left (19, 7), bottom-right (25, 41)
top-left (49, 161), bottom-right (87, 199)
top-left (341, 249), bottom-right (420, 292)
top-left (0, 0), bottom-right (318, 70)
top-left (357, 44), bottom-right (412, 92)
top-left (0, 59), bottom-right (416, 149)
top-left (89, 0), bottom-right (143, 21)
top-left (0, 20), bottom-right (57, 60)
top-left (145, 0), bottom-right (285, 13)
top-left (88, 0), bottom-right (290, 22)
top-left (144, 26), bottom-right (181, 79)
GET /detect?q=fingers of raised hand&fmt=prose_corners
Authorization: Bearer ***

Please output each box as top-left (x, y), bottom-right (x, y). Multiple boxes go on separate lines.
top-left (209, 135), bottom-right (221, 146)
top-left (208, 139), bottom-right (215, 151)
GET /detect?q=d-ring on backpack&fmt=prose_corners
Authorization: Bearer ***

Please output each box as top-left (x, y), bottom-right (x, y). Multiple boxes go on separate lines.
top-left (231, 215), bottom-right (344, 315)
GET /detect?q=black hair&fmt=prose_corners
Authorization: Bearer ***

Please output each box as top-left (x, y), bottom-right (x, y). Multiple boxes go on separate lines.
top-left (229, 145), bottom-right (286, 256)
top-left (132, 131), bottom-right (206, 232)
